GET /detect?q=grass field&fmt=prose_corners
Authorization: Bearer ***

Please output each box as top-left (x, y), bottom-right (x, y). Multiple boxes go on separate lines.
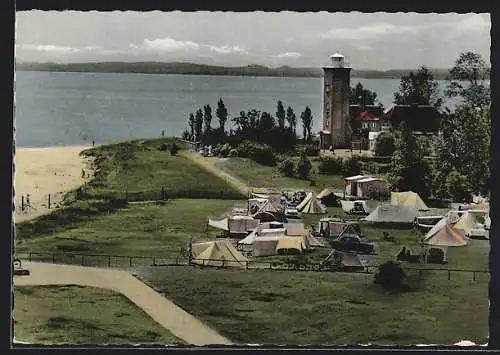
top-left (81, 138), bottom-right (245, 201)
top-left (16, 199), bottom-right (238, 260)
top-left (134, 266), bottom-right (488, 345)
top-left (222, 157), bottom-right (345, 192)
top-left (14, 285), bottom-right (183, 345)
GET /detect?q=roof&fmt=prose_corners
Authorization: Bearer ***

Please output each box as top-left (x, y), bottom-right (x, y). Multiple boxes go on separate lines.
top-left (345, 175), bottom-right (367, 181)
top-left (357, 177), bottom-right (385, 183)
top-left (349, 105), bottom-right (385, 121)
top-left (384, 104), bottom-right (442, 132)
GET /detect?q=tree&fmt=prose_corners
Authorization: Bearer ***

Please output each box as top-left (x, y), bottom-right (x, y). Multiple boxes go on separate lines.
top-left (203, 104), bottom-right (213, 134)
top-left (393, 66), bottom-right (443, 110)
top-left (445, 51), bottom-right (490, 109)
top-left (446, 168), bottom-right (473, 203)
top-left (187, 113), bottom-right (195, 141)
top-left (374, 261), bottom-right (410, 292)
top-left (276, 100), bottom-right (286, 130)
top-left (286, 106), bottom-right (297, 135)
top-left (216, 98), bottom-right (229, 131)
top-left (374, 132), bottom-right (396, 157)
top-left (350, 82), bottom-right (381, 108)
top-left (194, 109), bottom-right (204, 141)
top-left (434, 106), bottom-right (490, 198)
top-left (389, 123), bottom-right (431, 198)
top-left (300, 106), bottom-right (313, 142)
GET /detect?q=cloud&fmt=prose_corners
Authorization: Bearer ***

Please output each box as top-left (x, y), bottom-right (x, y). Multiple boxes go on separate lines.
top-left (135, 37), bottom-right (248, 56)
top-left (271, 52), bottom-right (302, 59)
top-left (16, 44), bottom-right (104, 54)
top-left (453, 14), bottom-right (490, 32)
top-left (320, 23), bottom-right (423, 41)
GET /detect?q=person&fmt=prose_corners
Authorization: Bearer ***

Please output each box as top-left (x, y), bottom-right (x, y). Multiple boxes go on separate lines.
top-left (161, 129), bottom-right (165, 137)
top-left (92, 140), bottom-right (95, 147)
top-left (26, 194), bottom-right (30, 208)
top-left (81, 169), bottom-right (86, 179)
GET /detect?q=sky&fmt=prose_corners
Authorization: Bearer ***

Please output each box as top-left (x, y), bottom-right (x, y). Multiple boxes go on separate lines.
top-left (15, 11), bottom-right (491, 70)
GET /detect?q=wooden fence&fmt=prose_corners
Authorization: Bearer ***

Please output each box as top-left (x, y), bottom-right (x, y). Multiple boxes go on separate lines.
top-left (16, 251), bottom-right (489, 282)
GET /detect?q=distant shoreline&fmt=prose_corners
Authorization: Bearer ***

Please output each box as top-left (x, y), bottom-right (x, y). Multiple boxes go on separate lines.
top-left (15, 62), bottom-right (469, 80)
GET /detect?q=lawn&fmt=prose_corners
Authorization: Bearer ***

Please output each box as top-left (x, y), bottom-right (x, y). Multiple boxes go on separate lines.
top-left (16, 199), bottom-right (238, 265)
top-left (134, 266), bottom-right (488, 346)
top-left (81, 138), bottom-right (245, 201)
top-left (13, 285), bottom-right (183, 345)
top-left (222, 157), bottom-right (346, 192)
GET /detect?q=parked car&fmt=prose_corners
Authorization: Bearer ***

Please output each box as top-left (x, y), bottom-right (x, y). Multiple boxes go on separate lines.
top-left (329, 234), bottom-right (375, 255)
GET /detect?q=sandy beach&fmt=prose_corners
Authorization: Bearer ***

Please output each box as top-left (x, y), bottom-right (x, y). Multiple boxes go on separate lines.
top-left (14, 145), bottom-right (94, 223)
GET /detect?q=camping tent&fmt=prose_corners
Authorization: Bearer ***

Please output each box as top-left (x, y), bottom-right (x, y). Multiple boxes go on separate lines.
top-left (453, 210), bottom-right (488, 231)
top-left (423, 217), bottom-right (467, 247)
top-left (252, 235), bottom-right (282, 256)
top-left (207, 216), bottom-right (229, 231)
top-left (251, 192), bottom-right (270, 199)
top-left (276, 236), bottom-right (308, 254)
top-left (238, 227), bottom-right (286, 245)
top-left (340, 200), bottom-right (378, 214)
top-left (316, 187), bottom-right (341, 207)
top-left (252, 199), bottom-right (284, 222)
top-left (228, 215), bottom-right (259, 235)
top-left (363, 204), bottom-right (420, 225)
top-left (320, 250), bottom-right (365, 271)
top-left (391, 191), bottom-right (429, 210)
top-left (191, 240), bottom-right (248, 267)
top-left (296, 192), bottom-right (326, 214)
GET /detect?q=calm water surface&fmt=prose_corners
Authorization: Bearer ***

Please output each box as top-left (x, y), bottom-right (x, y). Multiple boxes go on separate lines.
top-left (15, 71), bottom-right (462, 148)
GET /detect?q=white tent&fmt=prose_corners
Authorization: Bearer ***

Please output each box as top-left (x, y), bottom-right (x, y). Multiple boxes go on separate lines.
top-left (363, 204), bottom-right (420, 224)
top-left (207, 216), bottom-right (229, 231)
top-left (238, 227), bottom-right (286, 245)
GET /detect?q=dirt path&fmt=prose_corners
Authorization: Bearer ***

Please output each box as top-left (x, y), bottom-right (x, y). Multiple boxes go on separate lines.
top-left (181, 151), bottom-right (250, 196)
top-left (13, 262), bottom-right (232, 346)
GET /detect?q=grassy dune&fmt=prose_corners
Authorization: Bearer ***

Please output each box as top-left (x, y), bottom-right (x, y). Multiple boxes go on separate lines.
top-left (14, 285), bottom-right (183, 345)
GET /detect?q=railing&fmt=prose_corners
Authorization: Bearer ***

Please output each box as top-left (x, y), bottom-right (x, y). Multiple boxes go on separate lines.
top-left (16, 251), bottom-right (489, 282)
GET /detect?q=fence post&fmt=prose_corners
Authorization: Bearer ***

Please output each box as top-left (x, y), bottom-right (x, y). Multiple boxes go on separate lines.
top-left (21, 195), bottom-right (25, 212)
top-left (129, 257), bottom-right (132, 267)
top-left (175, 258), bottom-right (179, 265)
top-left (153, 256), bottom-right (156, 266)
top-left (246, 261), bottom-right (249, 270)
top-left (29, 252), bottom-right (32, 262)
top-left (448, 270), bottom-right (451, 281)
top-left (108, 255), bottom-right (111, 268)
top-left (473, 271), bottom-right (476, 281)
top-left (81, 255), bottom-right (85, 266)
top-left (48, 194), bottom-right (51, 209)
top-left (52, 253), bottom-right (55, 264)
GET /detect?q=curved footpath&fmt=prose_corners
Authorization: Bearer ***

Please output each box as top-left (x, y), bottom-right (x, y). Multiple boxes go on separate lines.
top-left (13, 261), bottom-right (232, 346)
top-left (181, 151), bottom-right (250, 196)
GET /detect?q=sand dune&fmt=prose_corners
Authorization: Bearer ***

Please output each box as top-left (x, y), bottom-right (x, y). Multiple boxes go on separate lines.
top-left (13, 145), bottom-right (94, 223)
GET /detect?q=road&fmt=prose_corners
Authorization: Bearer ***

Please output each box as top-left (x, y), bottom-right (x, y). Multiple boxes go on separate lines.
top-left (13, 261), bottom-right (233, 346)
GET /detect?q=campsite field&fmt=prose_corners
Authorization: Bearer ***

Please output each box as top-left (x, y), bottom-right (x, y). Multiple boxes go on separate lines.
top-left (16, 199), bottom-right (238, 260)
top-left (222, 157), bottom-right (345, 192)
top-left (14, 285), bottom-right (183, 345)
top-left (134, 266), bottom-right (488, 345)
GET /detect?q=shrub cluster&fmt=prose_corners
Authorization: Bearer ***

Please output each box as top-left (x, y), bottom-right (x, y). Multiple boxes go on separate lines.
top-left (317, 155), bottom-right (363, 177)
top-left (237, 140), bottom-right (277, 166)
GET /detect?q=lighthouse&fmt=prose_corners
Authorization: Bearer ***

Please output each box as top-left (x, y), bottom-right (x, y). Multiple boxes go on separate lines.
top-left (320, 53), bottom-right (352, 149)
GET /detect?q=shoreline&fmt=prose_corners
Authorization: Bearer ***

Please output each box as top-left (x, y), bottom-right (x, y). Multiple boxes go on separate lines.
top-left (14, 145), bottom-right (95, 224)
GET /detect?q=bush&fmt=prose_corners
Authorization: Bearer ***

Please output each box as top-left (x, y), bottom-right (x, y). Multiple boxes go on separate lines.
top-left (158, 143), bottom-right (169, 151)
top-left (169, 142), bottom-right (180, 156)
top-left (237, 140), bottom-right (277, 166)
top-left (303, 144), bottom-right (320, 157)
top-left (374, 261), bottom-right (410, 292)
top-left (318, 156), bottom-right (344, 175)
top-left (219, 143), bottom-right (232, 157)
top-left (278, 158), bottom-right (296, 177)
top-left (295, 154), bottom-right (312, 180)
top-left (229, 149), bottom-right (238, 157)
top-left (343, 155), bottom-right (362, 177)
top-left (374, 132), bottom-right (396, 157)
